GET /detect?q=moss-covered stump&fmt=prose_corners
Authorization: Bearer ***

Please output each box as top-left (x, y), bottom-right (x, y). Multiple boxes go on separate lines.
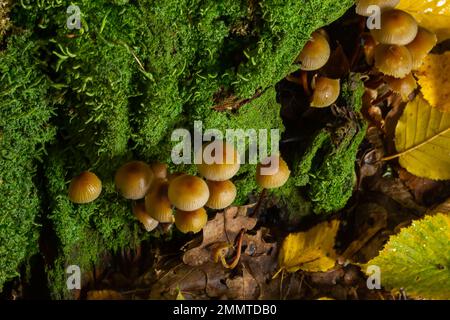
top-left (0, 0), bottom-right (358, 296)
top-left (0, 33), bottom-right (56, 289)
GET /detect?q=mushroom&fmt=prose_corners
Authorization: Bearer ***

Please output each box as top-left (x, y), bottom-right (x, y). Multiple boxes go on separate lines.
top-left (145, 178), bottom-right (174, 223)
top-left (68, 171), bottom-right (102, 204)
top-left (151, 162), bottom-right (168, 179)
top-left (174, 207), bottom-right (208, 234)
top-left (132, 201), bottom-right (159, 232)
top-left (356, 0), bottom-right (400, 17)
top-left (384, 73), bottom-right (417, 101)
top-left (205, 180), bottom-right (237, 210)
top-left (374, 44), bottom-right (412, 78)
top-left (362, 33), bottom-right (377, 65)
top-left (196, 140), bottom-right (240, 181)
top-left (256, 155), bottom-right (291, 189)
top-left (310, 76), bottom-right (340, 108)
top-left (114, 161), bottom-right (154, 200)
top-left (168, 174), bottom-right (210, 211)
top-left (296, 31), bottom-right (331, 71)
top-left (370, 9), bottom-right (418, 46)
top-left (406, 27), bottom-right (437, 70)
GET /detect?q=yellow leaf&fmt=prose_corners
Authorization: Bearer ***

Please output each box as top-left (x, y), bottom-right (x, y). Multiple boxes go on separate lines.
top-left (176, 290), bottom-right (186, 300)
top-left (416, 52), bottom-right (450, 112)
top-left (396, 0), bottom-right (450, 42)
top-left (393, 95), bottom-right (450, 180)
top-left (278, 220), bottom-right (339, 273)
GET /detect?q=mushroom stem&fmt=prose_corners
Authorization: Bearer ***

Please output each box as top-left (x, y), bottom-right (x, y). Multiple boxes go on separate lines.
top-left (219, 228), bottom-right (246, 269)
top-left (372, 90), bottom-right (393, 105)
top-left (250, 188), bottom-right (267, 218)
top-left (350, 16), bottom-right (366, 68)
top-left (300, 71), bottom-right (311, 96)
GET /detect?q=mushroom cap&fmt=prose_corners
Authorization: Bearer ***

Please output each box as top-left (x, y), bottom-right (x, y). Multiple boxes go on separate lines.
top-left (406, 27), bottom-right (437, 70)
top-left (370, 9), bottom-right (418, 45)
top-left (205, 180), bottom-right (237, 210)
top-left (68, 171), bottom-right (102, 204)
top-left (132, 201), bottom-right (159, 232)
top-left (256, 155), bottom-right (291, 189)
top-left (374, 44), bottom-right (412, 78)
top-left (310, 76), bottom-right (340, 108)
top-left (175, 208), bottom-right (208, 234)
top-left (151, 162), bottom-right (168, 179)
top-left (115, 161), bottom-right (154, 200)
top-left (145, 178), bottom-right (174, 223)
top-left (384, 73), bottom-right (417, 101)
top-left (356, 0), bottom-right (400, 17)
top-left (196, 140), bottom-right (240, 181)
top-left (296, 31), bottom-right (331, 71)
top-left (168, 175), bottom-right (210, 211)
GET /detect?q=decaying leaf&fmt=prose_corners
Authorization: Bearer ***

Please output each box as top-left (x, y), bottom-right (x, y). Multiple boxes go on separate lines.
top-left (429, 197), bottom-right (450, 215)
top-left (365, 213), bottom-right (450, 299)
top-left (397, 0), bottom-right (450, 42)
top-left (150, 227), bottom-right (278, 300)
top-left (86, 290), bottom-right (124, 300)
top-left (392, 95), bottom-right (450, 180)
top-left (416, 52), bottom-right (450, 112)
top-left (277, 220), bottom-right (340, 273)
top-left (342, 203), bottom-right (388, 260)
top-left (183, 206), bottom-right (257, 266)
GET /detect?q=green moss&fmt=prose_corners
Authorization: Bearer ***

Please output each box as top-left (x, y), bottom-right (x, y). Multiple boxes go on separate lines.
top-left (290, 74), bottom-right (367, 214)
top-left (0, 33), bottom-right (55, 289)
top-left (2, 0), bottom-right (358, 295)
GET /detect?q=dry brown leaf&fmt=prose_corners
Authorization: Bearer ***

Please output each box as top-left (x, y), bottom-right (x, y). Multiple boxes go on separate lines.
top-left (183, 205), bottom-right (257, 266)
top-left (86, 290), bottom-right (124, 300)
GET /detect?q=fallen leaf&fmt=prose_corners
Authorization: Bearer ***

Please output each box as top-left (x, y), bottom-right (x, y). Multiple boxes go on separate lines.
top-left (369, 177), bottom-right (426, 213)
top-left (225, 268), bottom-right (259, 300)
top-left (86, 290), bottom-right (124, 300)
top-left (398, 168), bottom-right (450, 205)
top-left (397, 0), bottom-right (450, 42)
top-left (430, 197), bottom-right (450, 215)
top-left (277, 220), bottom-right (340, 273)
top-left (365, 213), bottom-right (450, 299)
top-left (392, 95), bottom-right (450, 180)
top-left (342, 203), bottom-right (388, 260)
top-left (183, 205), bottom-right (257, 266)
top-left (416, 52), bottom-right (450, 112)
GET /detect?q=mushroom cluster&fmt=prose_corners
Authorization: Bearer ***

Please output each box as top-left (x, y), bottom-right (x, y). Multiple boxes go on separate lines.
top-left (295, 30), bottom-right (340, 108)
top-left (356, 1), bottom-right (437, 101)
top-left (67, 140), bottom-right (292, 235)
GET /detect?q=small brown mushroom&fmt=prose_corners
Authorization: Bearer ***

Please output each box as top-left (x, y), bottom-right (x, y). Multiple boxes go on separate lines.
top-left (370, 9), bottom-right (418, 46)
top-left (168, 175), bottom-right (210, 211)
top-left (384, 73), bottom-right (417, 101)
top-left (196, 140), bottom-right (240, 181)
top-left (174, 208), bottom-right (208, 234)
top-left (205, 180), bottom-right (237, 210)
top-left (310, 76), bottom-right (340, 108)
top-left (374, 44), bottom-right (412, 78)
top-left (68, 171), bottom-right (102, 204)
top-left (356, 0), bottom-right (400, 17)
top-left (296, 31), bottom-right (331, 71)
top-left (132, 201), bottom-right (159, 232)
top-left (151, 162), bottom-right (168, 179)
top-left (256, 155), bottom-right (291, 189)
top-left (145, 178), bottom-right (174, 223)
top-left (406, 27), bottom-right (437, 70)
top-left (115, 161), bottom-right (154, 200)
